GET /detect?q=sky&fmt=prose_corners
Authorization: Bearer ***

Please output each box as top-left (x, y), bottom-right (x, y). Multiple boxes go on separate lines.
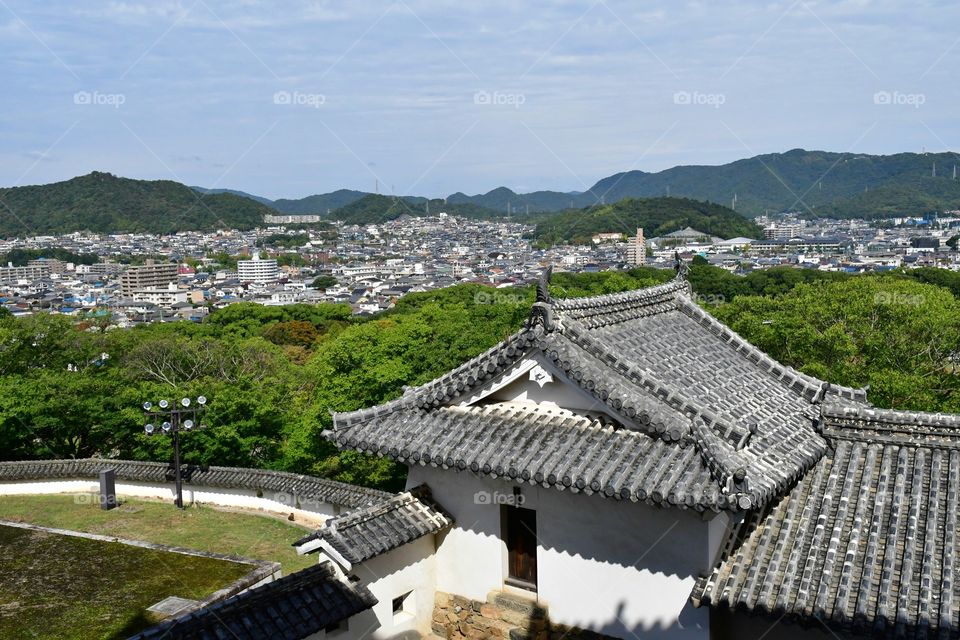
top-left (0, 0), bottom-right (958, 200)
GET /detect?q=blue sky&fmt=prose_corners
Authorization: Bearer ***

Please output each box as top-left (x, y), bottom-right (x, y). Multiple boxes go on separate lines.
top-left (0, 1), bottom-right (957, 199)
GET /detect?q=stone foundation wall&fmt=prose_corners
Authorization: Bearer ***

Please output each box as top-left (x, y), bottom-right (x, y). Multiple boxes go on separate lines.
top-left (431, 590), bottom-right (619, 640)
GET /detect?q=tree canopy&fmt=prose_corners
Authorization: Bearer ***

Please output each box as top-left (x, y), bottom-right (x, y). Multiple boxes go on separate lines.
top-left (0, 267), bottom-right (957, 491)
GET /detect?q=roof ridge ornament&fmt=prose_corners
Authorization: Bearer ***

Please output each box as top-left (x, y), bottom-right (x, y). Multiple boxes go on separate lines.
top-left (527, 266), bottom-right (555, 331)
top-left (674, 252), bottom-right (689, 280)
top-left (536, 265), bottom-right (552, 303)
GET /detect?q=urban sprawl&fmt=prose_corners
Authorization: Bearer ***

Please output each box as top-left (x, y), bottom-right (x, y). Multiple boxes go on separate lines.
top-left (3, 211), bottom-right (959, 324)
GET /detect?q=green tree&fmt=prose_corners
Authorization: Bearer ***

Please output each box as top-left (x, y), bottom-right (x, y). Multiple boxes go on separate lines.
top-left (713, 277), bottom-right (960, 411)
top-left (311, 275), bottom-right (338, 290)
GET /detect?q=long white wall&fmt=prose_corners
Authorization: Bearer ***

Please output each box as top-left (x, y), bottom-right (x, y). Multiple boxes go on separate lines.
top-left (408, 465), bottom-right (722, 640)
top-left (0, 478), bottom-right (335, 525)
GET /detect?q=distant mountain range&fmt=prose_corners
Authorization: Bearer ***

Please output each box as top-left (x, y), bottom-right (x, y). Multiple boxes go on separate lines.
top-left (3, 149), bottom-right (959, 239)
top-left (448, 149), bottom-right (960, 218)
top-left (193, 149), bottom-right (960, 220)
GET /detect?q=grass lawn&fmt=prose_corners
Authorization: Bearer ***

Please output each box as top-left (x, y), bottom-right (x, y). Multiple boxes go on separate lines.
top-left (0, 523), bottom-right (252, 640)
top-left (0, 494), bottom-right (316, 576)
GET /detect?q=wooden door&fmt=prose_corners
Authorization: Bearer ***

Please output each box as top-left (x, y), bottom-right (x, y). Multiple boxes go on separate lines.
top-left (505, 505), bottom-right (537, 589)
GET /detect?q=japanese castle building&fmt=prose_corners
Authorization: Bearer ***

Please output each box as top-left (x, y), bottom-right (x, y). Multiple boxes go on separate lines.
top-left (135, 264), bottom-right (960, 639)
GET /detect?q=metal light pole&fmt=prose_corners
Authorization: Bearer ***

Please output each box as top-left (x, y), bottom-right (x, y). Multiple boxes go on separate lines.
top-left (142, 396), bottom-right (208, 509)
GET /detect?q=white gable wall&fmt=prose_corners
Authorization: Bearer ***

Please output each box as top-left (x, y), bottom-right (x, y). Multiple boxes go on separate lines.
top-left (460, 355), bottom-right (628, 420)
top-left (408, 465), bottom-right (720, 639)
top-left (310, 535), bottom-right (438, 640)
top-left (355, 535), bottom-right (438, 639)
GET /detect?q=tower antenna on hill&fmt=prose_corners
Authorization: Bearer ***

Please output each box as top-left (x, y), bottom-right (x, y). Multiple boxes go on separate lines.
top-left (933, 162), bottom-right (937, 177)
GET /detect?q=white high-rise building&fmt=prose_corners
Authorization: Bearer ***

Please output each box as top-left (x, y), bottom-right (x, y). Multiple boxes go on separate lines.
top-left (625, 227), bottom-right (646, 265)
top-left (237, 253), bottom-right (279, 283)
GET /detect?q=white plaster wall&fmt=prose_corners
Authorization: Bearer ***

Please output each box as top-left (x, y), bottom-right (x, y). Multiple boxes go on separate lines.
top-left (534, 482), bottom-right (709, 638)
top-left (407, 466), bottom-right (507, 603)
top-left (357, 535), bottom-right (438, 639)
top-left (407, 466), bottom-right (722, 640)
top-left (0, 479), bottom-right (334, 525)
top-left (308, 538), bottom-right (437, 640)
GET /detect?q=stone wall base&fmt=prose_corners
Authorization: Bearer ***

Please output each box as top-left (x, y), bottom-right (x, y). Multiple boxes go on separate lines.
top-left (431, 590), bottom-right (620, 640)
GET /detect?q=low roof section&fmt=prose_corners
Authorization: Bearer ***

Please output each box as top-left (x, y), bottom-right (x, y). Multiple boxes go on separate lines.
top-left (294, 484), bottom-right (452, 568)
top-left (129, 562), bottom-right (376, 640)
top-left (694, 403), bottom-right (960, 639)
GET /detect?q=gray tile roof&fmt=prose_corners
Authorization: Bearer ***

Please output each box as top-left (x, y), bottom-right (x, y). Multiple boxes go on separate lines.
top-left (331, 403), bottom-right (734, 509)
top-left (128, 562), bottom-right (376, 640)
top-left (330, 275), bottom-right (852, 511)
top-left (0, 459), bottom-right (389, 510)
top-left (294, 484), bottom-right (451, 564)
top-left (694, 404), bottom-right (960, 639)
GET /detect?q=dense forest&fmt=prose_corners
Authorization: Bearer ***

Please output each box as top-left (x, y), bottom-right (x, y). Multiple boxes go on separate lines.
top-left (530, 197), bottom-right (763, 245)
top-left (0, 248), bottom-right (99, 266)
top-left (0, 172), bottom-right (274, 236)
top-left (0, 266), bottom-right (957, 492)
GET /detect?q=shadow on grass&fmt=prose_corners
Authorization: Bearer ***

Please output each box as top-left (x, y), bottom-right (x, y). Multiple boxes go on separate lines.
top-left (106, 611), bottom-right (160, 640)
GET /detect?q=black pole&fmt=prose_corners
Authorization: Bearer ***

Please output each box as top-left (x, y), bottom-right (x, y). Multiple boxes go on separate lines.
top-left (173, 421), bottom-right (183, 510)
top-left (142, 398), bottom-right (206, 510)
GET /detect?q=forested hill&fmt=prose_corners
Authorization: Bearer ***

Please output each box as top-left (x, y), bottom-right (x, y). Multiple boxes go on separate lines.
top-left (448, 149), bottom-right (960, 218)
top-left (190, 187), bottom-right (371, 215)
top-left (328, 194), bottom-right (504, 225)
top-left (0, 172), bottom-right (275, 236)
top-left (272, 189), bottom-right (370, 214)
top-left (531, 197), bottom-right (762, 246)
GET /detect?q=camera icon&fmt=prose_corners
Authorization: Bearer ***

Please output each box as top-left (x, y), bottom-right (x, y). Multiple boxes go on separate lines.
top-left (273, 91), bottom-right (292, 105)
top-left (474, 90), bottom-right (491, 105)
top-left (74, 91), bottom-right (92, 105)
top-left (474, 491), bottom-right (491, 504)
top-left (873, 91), bottom-right (891, 105)
top-left (673, 91), bottom-right (691, 105)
